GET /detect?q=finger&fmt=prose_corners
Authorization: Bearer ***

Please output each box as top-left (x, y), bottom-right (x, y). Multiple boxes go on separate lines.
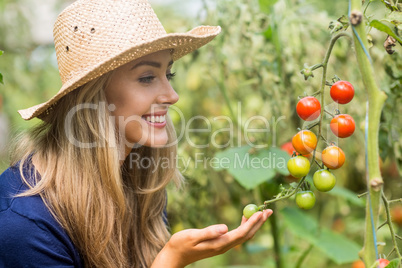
top-left (230, 210), bottom-right (272, 243)
top-left (263, 209), bottom-right (273, 220)
top-left (193, 224), bottom-right (228, 244)
top-left (196, 212), bottom-right (263, 251)
top-left (240, 216), bottom-right (247, 225)
top-left (243, 210), bottom-right (273, 240)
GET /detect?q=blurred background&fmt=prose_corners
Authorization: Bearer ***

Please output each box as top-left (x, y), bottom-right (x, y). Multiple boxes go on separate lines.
top-left (0, 0), bottom-right (401, 267)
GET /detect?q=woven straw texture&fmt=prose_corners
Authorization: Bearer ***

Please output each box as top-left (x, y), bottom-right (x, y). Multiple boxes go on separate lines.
top-left (18, 0), bottom-right (221, 120)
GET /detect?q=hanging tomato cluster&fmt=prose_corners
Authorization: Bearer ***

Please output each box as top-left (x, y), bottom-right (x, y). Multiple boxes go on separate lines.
top-left (287, 80), bottom-right (356, 210)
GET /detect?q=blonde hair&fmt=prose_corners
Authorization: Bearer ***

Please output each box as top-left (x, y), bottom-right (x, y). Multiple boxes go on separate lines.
top-left (11, 72), bottom-right (183, 268)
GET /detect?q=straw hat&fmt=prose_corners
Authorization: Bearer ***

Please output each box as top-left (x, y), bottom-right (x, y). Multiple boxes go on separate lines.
top-left (18, 0), bottom-right (221, 120)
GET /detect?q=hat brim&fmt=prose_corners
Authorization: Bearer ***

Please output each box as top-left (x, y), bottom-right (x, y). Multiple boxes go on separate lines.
top-left (18, 25), bottom-right (221, 120)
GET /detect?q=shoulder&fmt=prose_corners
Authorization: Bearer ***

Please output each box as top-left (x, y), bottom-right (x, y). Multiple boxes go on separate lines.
top-left (0, 165), bottom-right (83, 267)
top-left (0, 164), bottom-right (51, 220)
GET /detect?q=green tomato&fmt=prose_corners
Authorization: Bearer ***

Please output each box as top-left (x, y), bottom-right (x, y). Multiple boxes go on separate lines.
top-left (243, 204), bottom-right (259, 219)
top-left (313, 169), bottom-right (336, 192)
top-left (287, 156), bottom-right (310, 179)
top-left (295, 191), bottom-right (315, 210)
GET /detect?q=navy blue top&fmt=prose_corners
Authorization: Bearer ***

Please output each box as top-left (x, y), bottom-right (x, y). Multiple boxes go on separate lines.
top-left (0, 160), bottom-right (84, 267)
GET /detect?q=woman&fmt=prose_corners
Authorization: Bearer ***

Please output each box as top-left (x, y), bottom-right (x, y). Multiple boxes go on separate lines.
top-left (0, 0), bottom-right (273, 267)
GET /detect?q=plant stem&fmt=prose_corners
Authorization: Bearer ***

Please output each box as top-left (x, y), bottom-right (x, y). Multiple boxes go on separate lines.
top-left (324, 109), bottom-right (335, 118)
top-left (377, 221), bottom-right (387, 230)
top-left (294, 244), bottom-right (314, 268)
top-left (316, 31), bottom-right (351, 147)
top-left (358, 192), bottom-right (368, 198)
top-left (381, 192), bottom-right (402, 260)
top-left (268, 202), bottom-right (283, 268)
top-left (389, 198), bottom-right (402, 204)
top-left (350, 1), bottom-right (388, 266)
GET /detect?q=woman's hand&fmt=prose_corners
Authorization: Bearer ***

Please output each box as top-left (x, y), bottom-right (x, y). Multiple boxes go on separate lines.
top-left (151, 209), bottom-right (273, 268)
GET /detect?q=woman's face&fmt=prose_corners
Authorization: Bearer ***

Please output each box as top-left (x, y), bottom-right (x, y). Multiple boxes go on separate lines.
top-left (105, 50), bottom-right (179, 153)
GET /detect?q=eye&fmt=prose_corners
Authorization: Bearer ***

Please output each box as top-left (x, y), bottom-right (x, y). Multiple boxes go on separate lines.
top-left (138, 76), bottom-right (156, 84)
top-left (166, 72), bottom-right (176, 81)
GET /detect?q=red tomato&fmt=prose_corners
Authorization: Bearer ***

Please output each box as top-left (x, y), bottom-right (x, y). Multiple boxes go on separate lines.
top-left (330, 114), bottom-right (356, 138)
top-left (281, 142), bottom-right (296, 156)
top-left (322, 145), bottom-right (345, 169)
top-left (330, 81), bottom-right (355, 104)
top-left (378, 258), bottom-right (390, 268)
top-left (296, 96), bottom-right (321, 121)
top-left (292, 130), bottom-right (318, 155)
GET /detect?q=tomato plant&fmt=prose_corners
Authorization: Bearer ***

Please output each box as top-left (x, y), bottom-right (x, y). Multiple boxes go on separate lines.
top-left (243, 204), bottom-right (259, 219)
top-left (296, 96), bottom-right (321, 121)
top-left (322, 145), bottom-right (345, 169)
top-left (295, 190), bottom-right (316, 210)
top-left (292, 130), bottom-right (318, 155)
top-left (287, 156), bottom-right (310, 179)
top-left (313, 169), bottom-right (336, 192)
top-left (330, 80), bottom-right (355, 104)
top-left (330, 114), bottom-right (356, 138)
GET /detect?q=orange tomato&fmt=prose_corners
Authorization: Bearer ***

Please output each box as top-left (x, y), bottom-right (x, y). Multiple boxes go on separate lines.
top-left (351, 260), bottom-right (365, 268)
top-left (292, 130), bottom-right (318, 155)
top-left (391, 204), bottom-right (402, 226)
top-left (322, 145), bottom-right (345, 169)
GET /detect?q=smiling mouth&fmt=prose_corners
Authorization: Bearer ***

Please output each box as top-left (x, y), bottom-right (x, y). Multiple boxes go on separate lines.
top-left (142, 114), bottom-right (166, 123)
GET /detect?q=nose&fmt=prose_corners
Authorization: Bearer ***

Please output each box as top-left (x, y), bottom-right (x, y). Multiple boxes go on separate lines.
top-left (156, 79), bottom-right (179, 105)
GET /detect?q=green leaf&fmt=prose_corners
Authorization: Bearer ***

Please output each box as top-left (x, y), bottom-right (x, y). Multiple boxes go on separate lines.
top-left (327, 187), bottom-right (365, 207)
top-left (281, 207), bottom-right (361, 264)
top-left (263, 25), bottom-right (273, 40)
top-left (214, 146), bottom-right (286, 190)
top-left (0, 50), bottom-right (3, 56)
top-left (270, 147), bottom-right (291, 175)
top-left (384, 11), bottom-right (402, 26)
top-left (385, 258), bottom-right (401, 268)
top-left (258, 0), bottom-right (279, 14)
top-left (369, 19), bottom-right (402, 45)
top-left (381, 0), bottom-right (399, 11)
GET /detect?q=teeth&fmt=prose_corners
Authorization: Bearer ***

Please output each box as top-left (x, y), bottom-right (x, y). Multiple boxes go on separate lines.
top-left (144, 115), bottom-right (166, 123)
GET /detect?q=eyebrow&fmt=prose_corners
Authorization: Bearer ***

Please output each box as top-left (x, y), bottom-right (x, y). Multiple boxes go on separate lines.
top-left (131, 60), bottom-right (174, 70)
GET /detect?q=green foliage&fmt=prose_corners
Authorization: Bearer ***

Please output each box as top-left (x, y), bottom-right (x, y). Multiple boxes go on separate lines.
top-left (369, 20), bottom-right (402, 44)
top-left (281, 207), bottom-right (361, 265)
top-left (327, 186), bottom-right (365, 207)
top-left (386, 258), bottom-right (401, 268)
top-left (214, 146), bottom-right (289, 190)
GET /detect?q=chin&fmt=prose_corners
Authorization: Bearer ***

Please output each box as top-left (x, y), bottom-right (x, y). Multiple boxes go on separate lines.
top-left (128, 134), bottom-right (169, 148)
top-left (145, 137), bottom-right (169, 148)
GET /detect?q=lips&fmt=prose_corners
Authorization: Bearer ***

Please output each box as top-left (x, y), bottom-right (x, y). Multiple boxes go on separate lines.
top-left (141, 111), bottom-right (167, 127)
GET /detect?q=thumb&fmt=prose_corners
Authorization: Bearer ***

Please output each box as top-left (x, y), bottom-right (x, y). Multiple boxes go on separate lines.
top-left (194, 224), bottom-right (228, 243)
